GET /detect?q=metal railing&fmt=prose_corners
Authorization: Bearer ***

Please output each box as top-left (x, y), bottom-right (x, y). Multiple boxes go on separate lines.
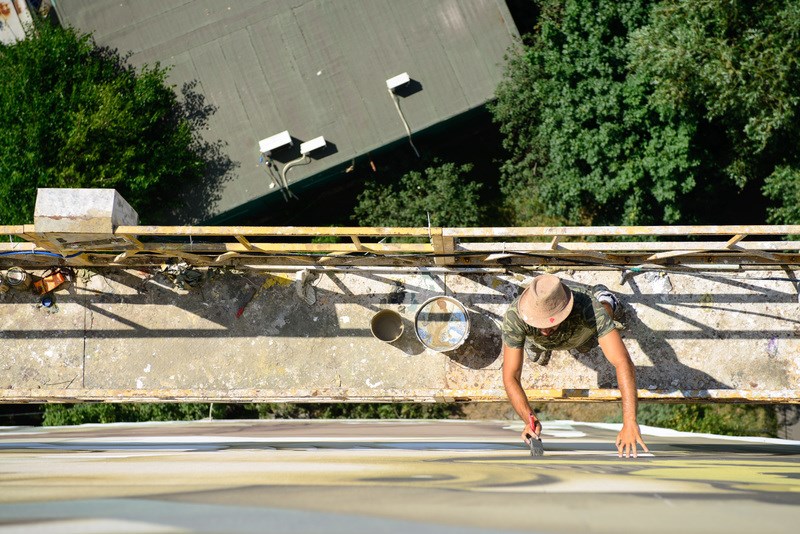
top-left (1, 224), bottom-right (799, 270)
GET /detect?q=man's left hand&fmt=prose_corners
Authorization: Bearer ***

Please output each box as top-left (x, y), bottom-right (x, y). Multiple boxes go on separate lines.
top-left (616, 423), bottom-right (649, 458)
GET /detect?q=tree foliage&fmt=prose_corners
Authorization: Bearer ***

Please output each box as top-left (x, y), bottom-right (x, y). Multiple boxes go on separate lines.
top-left (353, 162), bottom-right (485, 227)
top-left (254, 403), bottom-right (461, 420)
top-left (0, 21), bottom-right (210, 224)
top-left (42, 403), bottom-right (219, 426)
top-left (491, 0), bottom-right (800, 226)
top-left (638, 403), bottom-right (778, 437)
top-left (629, 0), bottom-right (800, 224)
top-left (42, 402), bottom-right (461, 425)
top-left (492, 0), bottom-right (700, 226)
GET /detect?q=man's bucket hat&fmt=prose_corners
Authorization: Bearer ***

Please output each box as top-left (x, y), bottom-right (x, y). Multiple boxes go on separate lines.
top-left (517, 274), bottom-right (574, 328)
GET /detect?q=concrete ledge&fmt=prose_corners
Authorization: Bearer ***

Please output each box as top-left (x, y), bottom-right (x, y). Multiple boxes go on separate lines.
top-left (1, 268), bottom-right (798, 403)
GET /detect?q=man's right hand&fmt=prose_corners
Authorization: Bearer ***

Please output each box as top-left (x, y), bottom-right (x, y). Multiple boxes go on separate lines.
top-left (503, 344), bottom-right (543, 445)
top-left (522, 418), bottom-right (542, 444)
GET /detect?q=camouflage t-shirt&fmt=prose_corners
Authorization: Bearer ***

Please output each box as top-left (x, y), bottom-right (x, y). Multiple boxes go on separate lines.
top-left (501, 283), bottom-right (615, 351)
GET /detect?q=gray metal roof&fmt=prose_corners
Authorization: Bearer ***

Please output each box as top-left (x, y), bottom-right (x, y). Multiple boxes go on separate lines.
top-left (54, 0), bottom-right (519, 222)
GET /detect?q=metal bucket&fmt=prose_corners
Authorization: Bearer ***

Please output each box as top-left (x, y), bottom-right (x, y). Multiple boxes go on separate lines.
top-left (370, 309), bottom-right (404, 343)
top-left (5, 267), bottom-right (31, 290)
top-left (414, 296), bottom-right (470, 352)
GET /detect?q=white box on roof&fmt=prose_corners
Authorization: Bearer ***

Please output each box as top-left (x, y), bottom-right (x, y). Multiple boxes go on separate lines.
top-left (258, 130), bottom-right (292, 154)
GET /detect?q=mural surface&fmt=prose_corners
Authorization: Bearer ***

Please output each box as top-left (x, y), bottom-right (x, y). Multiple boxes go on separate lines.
top-left (0, 420), bottom-right (798, 533)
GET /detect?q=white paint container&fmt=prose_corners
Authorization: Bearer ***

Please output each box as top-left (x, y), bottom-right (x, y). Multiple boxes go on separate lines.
top-left (414, 296), bottom-right (470, 352)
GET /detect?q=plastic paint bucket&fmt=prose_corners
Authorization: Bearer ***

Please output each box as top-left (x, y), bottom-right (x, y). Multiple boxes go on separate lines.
top-left (414, 296), bottom-right (470, 352)
top-left (370, 309), bottom-right (404, 343)
top-left (5, 267), bottom-right (31, 290)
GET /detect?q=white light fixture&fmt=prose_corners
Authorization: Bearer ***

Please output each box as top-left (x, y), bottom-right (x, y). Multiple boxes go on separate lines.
top-left (258, 130), bottom-right (292, 155)
top-left (386, 72), bottom-right (410, 92)
top-left (300, 136), bottom-right (327, 155)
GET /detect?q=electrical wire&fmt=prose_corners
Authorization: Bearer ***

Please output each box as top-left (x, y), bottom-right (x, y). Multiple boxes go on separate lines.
top-left (0, 250), bottom-right (83, 258)
top-left (389, 89), bottom-right (420, 157)
top-left (279, 155), bottom-right (309, 200)
top-left (259, 155), bottom-right (287, 201)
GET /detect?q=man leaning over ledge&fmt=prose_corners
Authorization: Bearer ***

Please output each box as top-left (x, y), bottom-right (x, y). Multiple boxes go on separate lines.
top-left (501, 274), bottom-right (649, 458)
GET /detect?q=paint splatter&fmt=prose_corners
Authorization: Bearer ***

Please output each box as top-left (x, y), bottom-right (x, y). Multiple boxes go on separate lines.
top-left (767, 337), bottom-right (778, 357)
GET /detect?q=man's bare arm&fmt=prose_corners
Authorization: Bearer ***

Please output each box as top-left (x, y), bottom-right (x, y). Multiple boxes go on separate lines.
top-left (502, 343), bottom-right (541, 442)
top-left (598, 329), bottom-right (649, 458)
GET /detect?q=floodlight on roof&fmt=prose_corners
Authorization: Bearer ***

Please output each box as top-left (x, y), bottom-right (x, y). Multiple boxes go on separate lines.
top-left (258, 130), bottom-right (292, 155)
top-left (386, 72), bottom-right (410, 92)
top-left (300, 136), bottom-right (326, 155)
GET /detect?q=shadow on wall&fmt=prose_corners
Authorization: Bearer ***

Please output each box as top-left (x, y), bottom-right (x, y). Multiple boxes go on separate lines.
top-left (564, 272), bottom-right (799, 393)
top-left (1, 268), bottom-right (797, 394)
top-left (567, 304), bottom-right (733, 393)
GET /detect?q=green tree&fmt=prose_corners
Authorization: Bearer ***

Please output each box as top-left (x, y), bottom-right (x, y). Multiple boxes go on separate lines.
top-left (42, 402), bottom-right (461, 425)
top-left (638, 403), bottom-right (778, 437)
top-left (353, 162), bottom-right (485, 227)
top-left (0, 21), bottom-right (222, 224)
top-left (42, 403), bottom-right (224, 426)
top-left (628, 0), bottom-right (800, 224)
top-left (491, 0), bottom-right (800, 226)
top-left (492, 0), bottom-right (703, 226)
top-left (254, 403), bottom-right (461, 420)
top-left (762, 167), bottom-right (800, 225)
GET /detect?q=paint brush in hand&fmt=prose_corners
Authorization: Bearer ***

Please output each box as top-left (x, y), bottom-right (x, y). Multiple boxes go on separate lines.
top-left (528, 413), bottom-right (544, 457)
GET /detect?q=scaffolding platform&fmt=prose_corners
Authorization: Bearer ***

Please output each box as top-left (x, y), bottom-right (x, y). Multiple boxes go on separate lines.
top-left (1, 266), bottom-right (798, 404)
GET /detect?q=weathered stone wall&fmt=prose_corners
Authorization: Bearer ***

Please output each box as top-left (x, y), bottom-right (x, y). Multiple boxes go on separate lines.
top-left (0, 267), bottom-right (797, 402)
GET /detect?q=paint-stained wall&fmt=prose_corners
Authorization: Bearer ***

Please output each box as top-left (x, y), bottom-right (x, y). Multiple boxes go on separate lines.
top-left (1, 268), bottom-right (798, 402)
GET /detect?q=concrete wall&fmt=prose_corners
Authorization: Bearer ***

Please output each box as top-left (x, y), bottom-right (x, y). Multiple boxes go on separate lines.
top-left (1, 266), bottom-right (797, 402)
